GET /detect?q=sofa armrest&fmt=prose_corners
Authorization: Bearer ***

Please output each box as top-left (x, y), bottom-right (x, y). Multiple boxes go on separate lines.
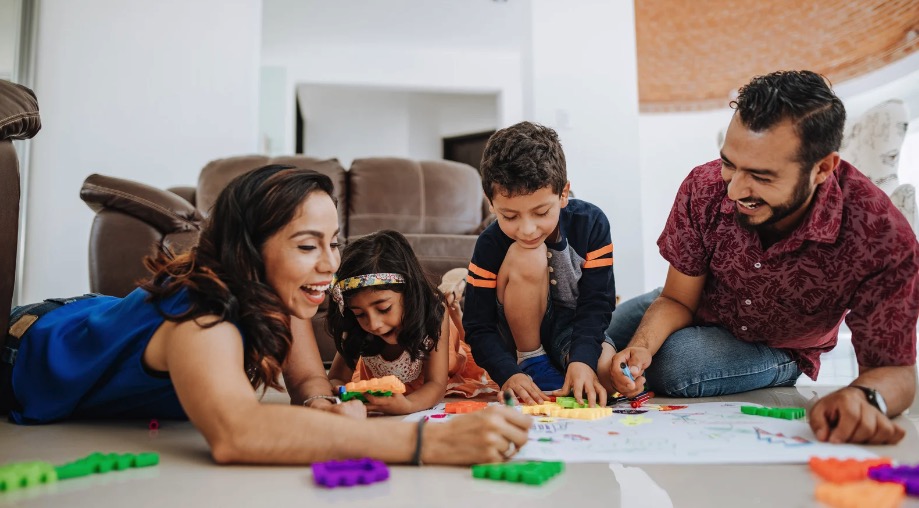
top-left (166, 186), bottom-right (197, 208)
top-left (81, 174), bottom-right (202, 234)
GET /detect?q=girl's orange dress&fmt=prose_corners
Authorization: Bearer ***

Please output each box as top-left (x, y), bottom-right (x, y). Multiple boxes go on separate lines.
top-left (352, 306), bottom-right (498, 397)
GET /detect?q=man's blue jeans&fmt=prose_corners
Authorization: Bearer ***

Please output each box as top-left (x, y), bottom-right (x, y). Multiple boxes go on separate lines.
top-left (605, 289), bottom-right (801, 397)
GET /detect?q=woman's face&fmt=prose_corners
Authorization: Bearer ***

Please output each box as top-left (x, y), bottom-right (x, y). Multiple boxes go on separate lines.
top-left (261, 192), bottom-right (341, 320)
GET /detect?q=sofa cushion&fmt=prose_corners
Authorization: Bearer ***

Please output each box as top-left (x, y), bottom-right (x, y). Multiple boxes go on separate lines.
top-left (348, 158), bottom-right (484, 237)
top-left (197, 155), bottom-right (348, 231)
top-left (0, 80), bottom-right (41, 141)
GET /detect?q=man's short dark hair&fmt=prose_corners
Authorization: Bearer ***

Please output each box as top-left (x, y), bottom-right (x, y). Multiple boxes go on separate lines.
top-left (731, 70), bottom-right (846, 171)
top-left (479, 121), bottom-right (567, 200)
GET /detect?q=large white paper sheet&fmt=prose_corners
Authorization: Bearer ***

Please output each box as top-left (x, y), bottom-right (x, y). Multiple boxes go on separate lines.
top-left (404, 401), bottom-right (876, 464)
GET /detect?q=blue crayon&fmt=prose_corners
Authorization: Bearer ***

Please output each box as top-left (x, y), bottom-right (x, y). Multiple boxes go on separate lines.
top-left (620, 362), bottom-right (635, 382)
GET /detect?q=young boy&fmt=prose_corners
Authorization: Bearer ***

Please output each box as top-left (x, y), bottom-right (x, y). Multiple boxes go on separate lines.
top-left (463, 121), bottom-right (615, 407)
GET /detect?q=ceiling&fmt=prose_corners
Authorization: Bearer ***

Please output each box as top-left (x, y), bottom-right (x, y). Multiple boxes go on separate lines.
top-left (636, 0), bottom-right (919, 112)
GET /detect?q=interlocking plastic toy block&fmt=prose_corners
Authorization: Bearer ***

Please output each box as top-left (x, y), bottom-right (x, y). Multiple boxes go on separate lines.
top-left (520, 403), bottom-right (612, 420)
top-left (0, 452), bottom-right (160, 491)
top-left (740, 405), bottom-right (805, 420)
top-left (808, 457), bottom-right (893, 483)
top-left (472, 462), bottom-right (564, 486)
top-left (554, 397), bottom-right (588, 409)
top-left (444, 401), bottom-right (488, 414)
top-left (312, 458), bottom-right (389, 488)
top-left (0, 462), bottom-right (57, 491)
top-left (345, 375), bottom-right (406, 394)
top-left (815, 480), bottom-right (905, 508)
top-left (339, 389), bottom-right (393, 403)
top-left (868, 464), bottom-right (919, 496)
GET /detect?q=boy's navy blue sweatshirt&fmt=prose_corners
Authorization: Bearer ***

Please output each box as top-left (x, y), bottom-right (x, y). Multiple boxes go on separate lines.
top-left (463, 198), bottom-right (616, 387)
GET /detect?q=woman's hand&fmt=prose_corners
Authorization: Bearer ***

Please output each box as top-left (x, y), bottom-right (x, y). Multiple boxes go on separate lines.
top-left (422, 407), bottom-right (532, 465)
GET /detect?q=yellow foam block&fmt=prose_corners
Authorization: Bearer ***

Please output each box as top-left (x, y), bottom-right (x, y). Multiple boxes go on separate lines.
top-left (520, 403), bottom-right (613, 420)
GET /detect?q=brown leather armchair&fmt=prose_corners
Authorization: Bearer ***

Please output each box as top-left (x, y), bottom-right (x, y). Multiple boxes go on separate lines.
top-left (1, 80), bottom-right (41, 338)
top-left (80, 155), bottom-right (490, 363)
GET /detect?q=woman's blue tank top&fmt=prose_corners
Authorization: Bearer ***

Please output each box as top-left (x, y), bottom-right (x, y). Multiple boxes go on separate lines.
top-left (10, 287), bottom-right (193, 424)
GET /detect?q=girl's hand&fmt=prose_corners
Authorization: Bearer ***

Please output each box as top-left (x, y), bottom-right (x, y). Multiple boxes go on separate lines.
top-left (364, 393), bottom-right (415, 415)
top-left (422, 407), bottom-right (532, 465)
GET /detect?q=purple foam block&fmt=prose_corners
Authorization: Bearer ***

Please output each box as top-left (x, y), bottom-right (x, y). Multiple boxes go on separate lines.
top-left (311, 458), bottom-right (390, 488)
top-left (868, 464), bottom-right (919, 496)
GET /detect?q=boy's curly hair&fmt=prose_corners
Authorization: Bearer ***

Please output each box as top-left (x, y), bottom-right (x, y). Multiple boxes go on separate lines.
top-left (479, 121), bottom-right (567, 200)
top-left (326, 230), bottom-right (443, 369)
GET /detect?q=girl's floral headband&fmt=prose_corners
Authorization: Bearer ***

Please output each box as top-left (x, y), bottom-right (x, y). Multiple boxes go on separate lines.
top-left (328, 273), bottom-right (405, 314)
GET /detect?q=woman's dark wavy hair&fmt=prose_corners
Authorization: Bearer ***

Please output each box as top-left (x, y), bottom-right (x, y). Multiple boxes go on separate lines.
top-left (142, 165), bottom-right (336, 392)
top-left (326, 230), bottom-right (443, 369)
top-left (731, 70), bottom-right (846, 172)
top-left (480, 121), bottom-right (567, 200)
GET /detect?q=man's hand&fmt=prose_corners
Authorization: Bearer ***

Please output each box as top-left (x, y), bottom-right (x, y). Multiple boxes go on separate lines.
top-left (610, 347), bottom-right (652, 397)
top-left (502, 373), bottom-right (551, 405)
top-left (364, 393), bottom-right (415, 415)
top-left (552, 361), bottom-right (607, 407)
top-left (809, 387), bottom-right (905, 445)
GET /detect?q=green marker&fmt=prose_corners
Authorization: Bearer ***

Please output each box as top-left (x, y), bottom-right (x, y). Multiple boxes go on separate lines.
top-left (503, 390), bottom-right (515, 407)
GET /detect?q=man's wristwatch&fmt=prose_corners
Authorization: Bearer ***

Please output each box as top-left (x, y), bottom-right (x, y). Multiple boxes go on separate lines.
top-left (849, 385), bottom-right (888, 416)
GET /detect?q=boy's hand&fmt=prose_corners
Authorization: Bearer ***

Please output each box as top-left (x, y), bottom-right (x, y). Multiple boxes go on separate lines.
top-left (502, 373), bottom-right (551, 405)
top-left (364, 393), bottom-right (414, 415)
top-left (611, 347), bottom-right (652, 397)
top-left (553, 361), bottom-right (607, 407)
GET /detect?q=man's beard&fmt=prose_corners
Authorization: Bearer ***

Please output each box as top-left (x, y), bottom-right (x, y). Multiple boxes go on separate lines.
top-left (736, 172), bottom-right (813, 232)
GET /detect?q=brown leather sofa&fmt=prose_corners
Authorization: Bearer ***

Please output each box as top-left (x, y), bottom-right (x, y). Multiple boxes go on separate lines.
top-left (79, 155), bottom-right (490, 362)
top-left (1, 81), bottom-right (41, 340)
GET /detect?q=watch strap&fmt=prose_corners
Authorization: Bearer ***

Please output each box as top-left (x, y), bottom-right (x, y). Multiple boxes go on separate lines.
top-left (849, 385), bottom-right (884, 415)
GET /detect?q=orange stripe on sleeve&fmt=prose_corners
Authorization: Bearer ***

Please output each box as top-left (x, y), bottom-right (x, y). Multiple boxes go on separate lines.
top-left (583, 258), bottom-right (613, 269)
top-left (586, 243), bottom-right (613, 261)
top-left (467, 262), bottom-right (497, 280)
top-left (466, 275), bottom-right (497, 288)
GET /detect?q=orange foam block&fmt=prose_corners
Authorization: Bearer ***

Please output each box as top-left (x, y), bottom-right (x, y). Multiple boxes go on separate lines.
top-left (345, 375), bottom-right (407, 394)
top-left (444, 401), bottom-right (488, 414)
top-left (815, 480), bottom-right (905, 508)
top-left (808, 457), bottom-right (893, 483)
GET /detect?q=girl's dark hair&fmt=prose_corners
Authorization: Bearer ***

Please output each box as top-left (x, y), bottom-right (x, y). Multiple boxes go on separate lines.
top-left (731, 70), bottom-right (846, 171)
top-left (142, 164), bottom-right (337, 392)
top-left (326, 230), bottom-right (443, 369)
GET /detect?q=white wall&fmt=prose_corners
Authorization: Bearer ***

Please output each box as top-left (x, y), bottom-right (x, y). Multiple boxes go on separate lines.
top-left (0, 0), bottom-right (19, 80)
top-left (261, 0), bottom-right (527, 155)
top-left (22, 0), bottom-right (262, 302)
top-left (296, 85), bottom-right (498, 167)
top-left (528, 0), bottom-right (644, 300)
top-left (637, 57), bottom-right (919, 291)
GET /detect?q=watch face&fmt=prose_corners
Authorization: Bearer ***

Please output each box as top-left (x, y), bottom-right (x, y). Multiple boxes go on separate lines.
top-left (874, 390), bottom-right (888, 416)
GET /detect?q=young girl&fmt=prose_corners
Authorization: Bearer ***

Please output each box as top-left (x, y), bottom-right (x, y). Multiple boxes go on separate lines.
top-left (326, 230), bottom-right (497, 415)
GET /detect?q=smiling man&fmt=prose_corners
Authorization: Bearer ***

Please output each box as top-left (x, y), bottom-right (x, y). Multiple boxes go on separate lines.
top-left (598, 70), bottom-right (919, 445)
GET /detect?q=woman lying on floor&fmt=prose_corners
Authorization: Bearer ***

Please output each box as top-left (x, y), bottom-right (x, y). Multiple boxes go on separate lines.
top-left (0, 165), bottom-right (530, 465)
